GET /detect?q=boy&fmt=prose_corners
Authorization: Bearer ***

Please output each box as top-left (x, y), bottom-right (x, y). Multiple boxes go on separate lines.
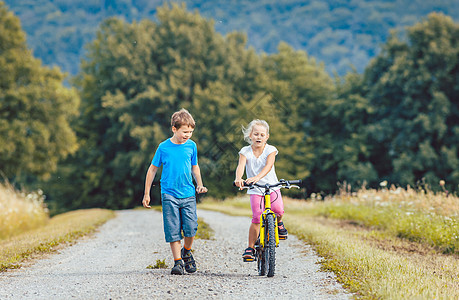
top-left (142, 108), bottom-right (207, 275)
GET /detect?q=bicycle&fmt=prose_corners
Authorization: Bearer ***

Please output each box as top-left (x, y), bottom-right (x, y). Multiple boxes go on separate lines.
top-left (235, 179), bottom-right (301, 277)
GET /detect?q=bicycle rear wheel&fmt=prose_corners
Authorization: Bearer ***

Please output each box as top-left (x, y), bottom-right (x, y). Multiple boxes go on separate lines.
top-left (266, 214), bottom-right (276, 277)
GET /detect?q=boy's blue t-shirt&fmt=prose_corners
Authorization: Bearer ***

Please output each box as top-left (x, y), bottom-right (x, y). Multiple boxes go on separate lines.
top-left (152, 138), bottom-right (198, 199)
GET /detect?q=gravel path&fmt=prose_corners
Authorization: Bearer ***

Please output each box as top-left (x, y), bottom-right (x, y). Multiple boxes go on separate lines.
top-left (0, 209), bottom-right (351, 299)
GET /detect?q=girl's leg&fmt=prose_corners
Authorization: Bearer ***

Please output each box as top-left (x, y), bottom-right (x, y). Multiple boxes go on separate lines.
top-left (270, 189), bottom-right (285, 219)
top-left (248, 194), bottom-right (263, 249)
top-left (248, 222), bottom-right (260, 248)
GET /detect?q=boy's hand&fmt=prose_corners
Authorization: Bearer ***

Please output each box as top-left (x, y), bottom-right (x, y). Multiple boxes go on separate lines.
top-left (196, 186), bottom-right (208, 194)
top-left (142, 195), bottom-right (151, 208)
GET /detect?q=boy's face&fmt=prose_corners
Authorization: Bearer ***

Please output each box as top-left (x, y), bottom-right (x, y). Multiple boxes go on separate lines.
top-left (172, 125), bottom-right (194, 144)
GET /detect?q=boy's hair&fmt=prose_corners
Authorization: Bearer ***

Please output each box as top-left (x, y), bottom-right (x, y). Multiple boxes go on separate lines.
top-left (242, 119), bottom-right (270, 144)
top-left (171, 108), bottom-right (195, 129)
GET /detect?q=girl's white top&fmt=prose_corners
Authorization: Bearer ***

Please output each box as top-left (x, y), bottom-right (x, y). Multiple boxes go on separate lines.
top-left (239, 144), bottom-right (280, 195)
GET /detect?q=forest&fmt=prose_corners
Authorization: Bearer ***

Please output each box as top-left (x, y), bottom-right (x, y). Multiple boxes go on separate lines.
top-left (4, 0), bottom-right (459, 76)
top-left (1, 1), bottom-right (459, 212)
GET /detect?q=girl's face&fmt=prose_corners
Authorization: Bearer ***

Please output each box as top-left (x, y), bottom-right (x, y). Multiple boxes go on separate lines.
top-left (249, 125), bottom-right (269, 147)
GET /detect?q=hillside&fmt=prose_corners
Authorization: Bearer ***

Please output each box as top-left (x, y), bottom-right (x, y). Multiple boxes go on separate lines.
top-left (4, 0), bottom-right (459, 76)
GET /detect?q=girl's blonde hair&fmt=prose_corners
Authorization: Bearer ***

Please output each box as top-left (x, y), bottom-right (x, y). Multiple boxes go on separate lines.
top-left (242, 119), bottom-right (270, 144)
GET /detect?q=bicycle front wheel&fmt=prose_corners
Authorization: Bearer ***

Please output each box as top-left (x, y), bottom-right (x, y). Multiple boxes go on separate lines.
top-left (257, 248), bottom-right (266, 276)
top-left (266, 214), bottom-right (276, 277)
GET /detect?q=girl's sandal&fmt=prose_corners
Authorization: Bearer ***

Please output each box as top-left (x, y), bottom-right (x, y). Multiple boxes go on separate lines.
top-left (242, 247), bottom-right (255, 262)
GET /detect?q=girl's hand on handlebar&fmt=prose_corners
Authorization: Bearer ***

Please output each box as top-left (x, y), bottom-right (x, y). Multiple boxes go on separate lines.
top-left (234, 178), bottom-right (245, 190)
top-left (245, 176), bottom-right (260, 186)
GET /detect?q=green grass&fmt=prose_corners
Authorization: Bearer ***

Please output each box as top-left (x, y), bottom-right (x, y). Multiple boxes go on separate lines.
top-left (0, 208), bottom-right (115, 272)
top-left (304, 202), bottom-right (458, 255)
top-left (287, 214), bottom-right (458, 299)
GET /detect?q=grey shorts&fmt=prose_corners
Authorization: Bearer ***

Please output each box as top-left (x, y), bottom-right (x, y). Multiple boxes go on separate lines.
top-left (161, 193), bottom-right (198, 243)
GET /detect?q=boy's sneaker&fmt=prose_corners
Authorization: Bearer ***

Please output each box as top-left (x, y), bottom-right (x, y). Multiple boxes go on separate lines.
top-left (181, 248), bottom-right (197, 273)
top-left (242, 247), bottom-right (255, 262)
top-left (171, 259), bottom-right (184, 275)
top-left (278, 222), bottom-right (288, 240)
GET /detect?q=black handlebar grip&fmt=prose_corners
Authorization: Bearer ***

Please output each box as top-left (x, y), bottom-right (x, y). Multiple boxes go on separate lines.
top-left (233, 181), bottom-right (251, 187)
top-left (289, 180), bottom-right (302, 185)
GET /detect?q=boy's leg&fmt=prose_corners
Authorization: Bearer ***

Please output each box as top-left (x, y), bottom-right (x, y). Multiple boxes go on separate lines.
top-left (162, 194), bottom-right (185, 274)
top-left (180, 196), bottom-right (198, 273)
top-left (183, 236), bottom-right (194, 250)
top-left (162, 194), bottom-right (183, 243)
top-left (170, 241), bottom-right (185, 275)
top-left (170, 241), bottom-right (182, 260)
top-left (180, 195), bottom-right (198, 239)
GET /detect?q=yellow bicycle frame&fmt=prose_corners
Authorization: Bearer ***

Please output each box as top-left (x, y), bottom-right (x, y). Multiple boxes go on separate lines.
top-left (259, 192), bottom-right (279, 247)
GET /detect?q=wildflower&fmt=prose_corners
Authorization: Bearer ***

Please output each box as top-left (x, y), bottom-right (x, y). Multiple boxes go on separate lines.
top-left (439, 180), bottom-right (449, 197)
top-left (380, 180), bottom-right (388, 187)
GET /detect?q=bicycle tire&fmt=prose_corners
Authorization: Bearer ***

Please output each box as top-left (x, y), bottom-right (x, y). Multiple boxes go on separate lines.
top-left (266, 214), bottom-right (276, 277)
top-left (257, 247), bottom-right (266, 276)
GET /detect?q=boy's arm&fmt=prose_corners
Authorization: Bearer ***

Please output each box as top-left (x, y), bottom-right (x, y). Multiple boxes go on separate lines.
top-left (192, 164), bottom-right (208, 194)
top-left (234, 154), bottom-right (247, 189)
top-left (142, 164), bottom-right (158, 208)
top-left (245, 152), bottom-right (276, 185)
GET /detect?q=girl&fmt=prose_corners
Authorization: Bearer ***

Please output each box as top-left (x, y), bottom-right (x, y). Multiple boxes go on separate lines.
top-left (234, 119), bottom-right (287, 261)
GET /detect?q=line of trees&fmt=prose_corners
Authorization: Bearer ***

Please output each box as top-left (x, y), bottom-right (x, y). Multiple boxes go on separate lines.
top-left (4, 0), bottom-right (459, 75)
top-left (1, 3), bottom-right (458, 212)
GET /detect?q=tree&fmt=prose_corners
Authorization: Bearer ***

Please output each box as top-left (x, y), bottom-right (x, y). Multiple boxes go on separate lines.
top-left (261, 43), bottom-right (336, 194)
top-left (0, 2), bottom-right (79, 182)
top-left (324, 71), bottom-right (378, 190)
top-left (363, 13), bottom-right (459, 189)
top-left (49, 3), bottom-right (271, 210)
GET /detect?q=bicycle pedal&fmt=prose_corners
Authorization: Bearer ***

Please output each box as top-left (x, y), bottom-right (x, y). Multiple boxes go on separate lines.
top-left (243, 257), bottom-right (255, 262)
top-left (279, 236), bottom-right (288, 240)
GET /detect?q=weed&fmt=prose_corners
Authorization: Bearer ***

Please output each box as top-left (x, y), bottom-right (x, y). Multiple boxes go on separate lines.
top-left (0, 182), bottom-right (49, 239)
top-left (146, 259), bottom-right (168, 269)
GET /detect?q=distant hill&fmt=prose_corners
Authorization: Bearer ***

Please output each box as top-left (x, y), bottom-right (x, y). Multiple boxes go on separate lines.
top-left (4, 0), bottom-right (459, 76)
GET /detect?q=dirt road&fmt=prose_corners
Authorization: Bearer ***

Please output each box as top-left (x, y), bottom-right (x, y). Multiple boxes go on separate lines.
top-left (0, 209), bottom-right (351, 299)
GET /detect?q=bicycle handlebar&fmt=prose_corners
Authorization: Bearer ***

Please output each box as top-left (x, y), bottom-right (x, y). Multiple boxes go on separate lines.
top-left (233, 179), bottom-right (302, 189)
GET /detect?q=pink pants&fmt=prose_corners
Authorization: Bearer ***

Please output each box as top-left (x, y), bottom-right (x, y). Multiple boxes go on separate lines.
top-left (250, 189), bottom-right (284, 223)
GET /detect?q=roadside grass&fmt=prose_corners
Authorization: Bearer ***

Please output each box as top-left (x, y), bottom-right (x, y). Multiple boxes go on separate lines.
top-left (0, 182), bottom-right (49, 240)
top-left (196, 217), bottom-right (215, 240)
top-left (309, 184), bottom-right (458, 255)
top-left (0, 208), bottom-right (115, 272)
top-left (198, 189), bottom-right (459, 299)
